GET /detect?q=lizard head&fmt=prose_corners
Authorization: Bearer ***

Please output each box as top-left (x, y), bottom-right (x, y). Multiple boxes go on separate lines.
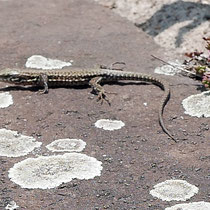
top-left (0, 68), bottom-right (22, 83)
top-left (0, 68), bottom-right (32, 85)
top-left (0, 68), bottom-right (39, 86)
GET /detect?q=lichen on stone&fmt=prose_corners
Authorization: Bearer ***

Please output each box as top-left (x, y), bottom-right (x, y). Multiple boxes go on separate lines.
top-left (0, 129), bottom-right (42, 157)
top-left (182, 91), bottom-right (210, 117)
top-left (150, 179), bottom-right (199, 201)
top-left (0, 92), bottom-right (13, 108)
top-left (8, 153), bottom-right (103, 189)
top-left (95, 119), bottom-right (125, 131)
top-left (46, 138), bottom-right (86, 152)
top-left (25, 55), bottom-right (72, 70)
top-left (5, 200), bottom-right (19, 210)
top-left (154, 61), bottom-right (182, 76)
top-left (165, 201), bottom-right (210, 210)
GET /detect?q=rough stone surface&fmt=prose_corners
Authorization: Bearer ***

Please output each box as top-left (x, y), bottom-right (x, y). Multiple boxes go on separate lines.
top-left (95, 0), bottom-right (210, 54)
top-left (0, 0), bottom-right (209, 209)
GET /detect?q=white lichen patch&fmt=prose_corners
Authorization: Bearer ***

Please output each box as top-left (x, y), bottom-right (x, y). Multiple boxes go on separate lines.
top-left (8, 153), bottom-right (103, 189)
top-left (182, 91), bottom-right (210, 117)
top-left (150, 180), bottom-right (199, 201)
top-left (165, 201), bottom-right (210, 210)
top-left (95, 119), bottom-right (125, 131)
top-left (0, 129), bottom-right (42, 157)
top-left (5, 201), bottom-right (19, 210)
top-left (154, 61), bottom-right (182, 76)
top-left (25, 55), bottom-right (72, 70)
top-left (46, 138), bottom-right (86, 152)
top-left (0, 92), bottom-right (13, 108)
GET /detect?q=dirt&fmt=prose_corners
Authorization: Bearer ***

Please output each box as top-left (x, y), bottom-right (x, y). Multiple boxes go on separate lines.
top-left (0, 0), bottom-right (209, 209)
top-left (95, 0), bottom-right (210, 55)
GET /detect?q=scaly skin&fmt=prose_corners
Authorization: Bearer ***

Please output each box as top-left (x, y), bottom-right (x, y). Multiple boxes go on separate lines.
top-left (0, 68), bottom-right (175, 141)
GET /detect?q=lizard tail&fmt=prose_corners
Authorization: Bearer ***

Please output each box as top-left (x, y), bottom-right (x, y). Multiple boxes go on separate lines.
top-left (125, 72), bottom-right (176, 142)
top-left (127, 72), bottom-right (176, 142)
top-left (158, 80), bottom-right (177, 142)
top-left (103, 70), bottom-right (176, 141)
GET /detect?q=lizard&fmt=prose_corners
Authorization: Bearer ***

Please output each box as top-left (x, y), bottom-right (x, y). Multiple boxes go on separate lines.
top-left (0, 67), bottom-right (176, 142)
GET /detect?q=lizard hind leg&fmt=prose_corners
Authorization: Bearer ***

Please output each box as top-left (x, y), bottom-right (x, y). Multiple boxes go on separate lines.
top-left (100, 61), bottom-right (126, 71)
top-left (89, 76), bottom-right (111, 105)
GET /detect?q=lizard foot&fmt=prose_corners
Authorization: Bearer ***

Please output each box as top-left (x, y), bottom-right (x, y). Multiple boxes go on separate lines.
top-left (97, 91), bottom-right (111, 105)
top-left (38, 87), bottom-right (48, 94)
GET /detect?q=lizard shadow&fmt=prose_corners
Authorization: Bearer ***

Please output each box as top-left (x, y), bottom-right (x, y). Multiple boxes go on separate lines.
top-left (103, 81), bottom-right (150, 86)
top-left (0, 85), bottom-right (91, 93)
top-left (0, 86), bottom-right (38, 92)
top-left (0, 81), bottom-right (151, 93)
top-left (135, 0), bottom-right (210, 47)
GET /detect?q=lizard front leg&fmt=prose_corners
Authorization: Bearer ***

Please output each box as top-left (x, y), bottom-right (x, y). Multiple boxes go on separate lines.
top-left (89, 76), bottom-right (110, 105)
top-left (37, 73), bottom-right (49, 93)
